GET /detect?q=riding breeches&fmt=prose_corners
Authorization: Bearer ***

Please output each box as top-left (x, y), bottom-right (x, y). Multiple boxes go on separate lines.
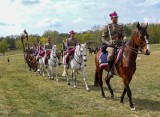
top-left (64, 48), bottom-right (75, 65)
top-left (106, 47), bottom-right (114, 61)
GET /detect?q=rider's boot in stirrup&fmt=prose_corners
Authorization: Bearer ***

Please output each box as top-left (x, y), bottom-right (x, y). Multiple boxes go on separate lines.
top-left (108, 61), bottom-right (114, 78)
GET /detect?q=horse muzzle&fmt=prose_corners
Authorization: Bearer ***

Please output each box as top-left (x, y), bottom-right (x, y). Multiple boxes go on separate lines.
top-left (83, 59), bottom-right (87, 62)
top-left (142, 49), bottom-right (151, 55)
top-left (145, 49), bottom-right (151, 55)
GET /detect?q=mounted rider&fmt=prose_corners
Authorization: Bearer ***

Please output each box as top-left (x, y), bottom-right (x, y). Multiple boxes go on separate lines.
top-left (44, 37), bottom-right (53, 64)
top-left (101, 11), bottom-right (126, 77)
top-left (30, 43), bottom-right (38, 57)
top-left (64, 30), bottom-right (79, 65)
top-left (21, 29), bottom-right (29, 52)
top-left (36, 41), bottom-right (46, 60)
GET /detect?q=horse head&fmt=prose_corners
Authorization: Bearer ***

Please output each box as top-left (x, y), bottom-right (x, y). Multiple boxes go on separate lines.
top-left (51, 45), bottom-right (58, 58)
top-left (134, 22), bottom-right (151, 55)
top-left (76, 43), bottom-right (87, 62)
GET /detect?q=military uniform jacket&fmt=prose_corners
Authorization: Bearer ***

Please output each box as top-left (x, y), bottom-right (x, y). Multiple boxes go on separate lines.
top-left (102, 23), bottom-right (125, 46)
top-left (45, 43), bottom-right (52, 50)
top-left (66, 37), bottom-right (78, 49)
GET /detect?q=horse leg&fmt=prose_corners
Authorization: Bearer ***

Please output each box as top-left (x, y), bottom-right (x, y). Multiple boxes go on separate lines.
top-left (105, 74), bottom-right (114, 98)
top-left (103, 66), bottom-right (114, 98)
top-left (55, 62), bottom-right (58, 82)
top-left (120, 87), bottom-right (127, 103)
top-left (82, 67), bottom-right (90, 91)
top-left (123, 79), bottom-right (135, 111)
top-left (47, 66), bottom-right (51, 79)
top-left (62, 66), bottom-right (67, 76)
top-left (98, 69), bottom-right (105, 98)
top-left (94, 70), bottom-right (100, 87)
top-left (72, 69), bottom-right (76, 88)
top-left (126, 85), bottom-right (135, 110)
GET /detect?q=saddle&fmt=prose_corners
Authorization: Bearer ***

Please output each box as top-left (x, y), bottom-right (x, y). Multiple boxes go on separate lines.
top-left (66, 52), bottom-right (74, 65)
top-left (99, 47), bottom-right (123, 68)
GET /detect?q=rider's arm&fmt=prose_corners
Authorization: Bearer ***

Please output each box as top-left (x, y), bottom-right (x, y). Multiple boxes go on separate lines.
top-left (102, 25), bottom-right (110, 45)
top-left (75, 39), bottom-right (79, 46)
top-left (65, 38), bottom-right (69, 51)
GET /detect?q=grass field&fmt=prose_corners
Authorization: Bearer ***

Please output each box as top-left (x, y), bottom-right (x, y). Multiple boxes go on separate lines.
top-left (0, 44), bottom-right (160, 117)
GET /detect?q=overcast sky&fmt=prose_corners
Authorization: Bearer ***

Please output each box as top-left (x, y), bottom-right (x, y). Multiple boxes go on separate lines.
top-left (0, 0), bottom-right (160, 36)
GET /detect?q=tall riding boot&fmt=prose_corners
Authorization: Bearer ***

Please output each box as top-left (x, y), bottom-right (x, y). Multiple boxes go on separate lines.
top-left (108, 61), bottom-right (114, 77)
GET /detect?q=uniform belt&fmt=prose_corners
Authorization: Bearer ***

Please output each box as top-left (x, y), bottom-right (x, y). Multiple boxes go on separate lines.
top-left (68, 46), bottom-right (75, 48)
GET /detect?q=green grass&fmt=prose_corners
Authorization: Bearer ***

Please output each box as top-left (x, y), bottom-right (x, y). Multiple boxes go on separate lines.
top-left (0, 44), bottom-right (160, 117)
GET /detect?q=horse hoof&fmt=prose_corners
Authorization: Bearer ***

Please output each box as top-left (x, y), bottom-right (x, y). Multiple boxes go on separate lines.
top-left (86, 88), bottom-right (90, 92)
top-left (110, 95), bottom-right (114, 99)
top-left (94, 84), bottom-right (99, 87)
top-left (131, 107), bottom-right (136, 111)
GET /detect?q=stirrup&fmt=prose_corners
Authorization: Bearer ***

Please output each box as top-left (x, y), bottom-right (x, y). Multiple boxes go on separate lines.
top-left (108, 71), bottom-right (114, 78)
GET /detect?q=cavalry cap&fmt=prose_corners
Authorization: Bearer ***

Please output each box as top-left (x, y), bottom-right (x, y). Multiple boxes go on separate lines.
top-left (69, 30), bottom-right (75, 34)
top-left (109, 11), bottom-right (118, 18)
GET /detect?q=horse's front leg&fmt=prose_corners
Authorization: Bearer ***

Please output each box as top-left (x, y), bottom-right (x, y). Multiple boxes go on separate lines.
top-left (50, 65), bottom-right (54, 80)
top-left (72, 69), bottom-right (76, 88)
top-left (46, 64), bottom-right (50, 79)
top-left (120, 87), bottom-right (127, 103)
top-left (42, 66), bottom-right (45, 76)
top-left (123, 78), bottom-right (135, 111)
top-left (55, 61), bottom-right (59, 82)
top-left (126, 85), bottom-right (135, 111)
top-left (105, 72), bottom-right (114, 98)
top-left (63, 65), bottom-right (69, 85)
top-left (81, 67), bottom-right (90, 91)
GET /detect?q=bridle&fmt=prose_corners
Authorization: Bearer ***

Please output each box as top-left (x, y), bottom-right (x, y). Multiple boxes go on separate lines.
top-left (74, 45), bottom-right (87, 65)
top-left (125, 30), bottom-right (149, 54)
top-left (50, 49), bottom-right (58, 63)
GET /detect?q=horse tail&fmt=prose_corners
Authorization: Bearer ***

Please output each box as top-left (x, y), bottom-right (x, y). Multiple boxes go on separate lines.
top-left (94, 70), bottom-right (99, 87)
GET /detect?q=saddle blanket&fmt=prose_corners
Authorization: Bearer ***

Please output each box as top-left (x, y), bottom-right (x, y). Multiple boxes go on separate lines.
top-left (99, 52), bottom-right (108, 68)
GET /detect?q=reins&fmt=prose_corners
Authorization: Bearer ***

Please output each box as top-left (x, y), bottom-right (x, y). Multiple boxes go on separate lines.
top-left (74, 46), bottom-right (87, 66)
top-left (125, 44), bottom-right (144, 54)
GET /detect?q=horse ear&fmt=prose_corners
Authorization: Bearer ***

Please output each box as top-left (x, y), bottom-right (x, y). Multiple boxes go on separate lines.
top-left (137, 22), bottom-right (141, 30)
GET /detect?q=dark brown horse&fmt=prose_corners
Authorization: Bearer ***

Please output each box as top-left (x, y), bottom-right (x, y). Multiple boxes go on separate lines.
top-left (94, 22), bottom-right (150, 110)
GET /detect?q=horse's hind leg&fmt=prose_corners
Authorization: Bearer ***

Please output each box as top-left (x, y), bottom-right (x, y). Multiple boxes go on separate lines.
top-left (98, 69), bottom-right (105, 98)
top-left (105, 74), bottom-right (114, 98)
top-left (82, 68), bottom-right (89, 91)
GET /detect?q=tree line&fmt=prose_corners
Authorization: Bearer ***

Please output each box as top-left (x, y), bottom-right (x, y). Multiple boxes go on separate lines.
top-left (0, 23), bottom-right (160, 54)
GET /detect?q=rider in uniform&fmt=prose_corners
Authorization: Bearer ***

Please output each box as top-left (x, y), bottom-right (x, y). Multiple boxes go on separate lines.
top-left (44, 37), bottom-right (53, 64)
top-left (101, 11), bottom-right (126, 77)
top-left (65, 30), bottom-right (79, 66)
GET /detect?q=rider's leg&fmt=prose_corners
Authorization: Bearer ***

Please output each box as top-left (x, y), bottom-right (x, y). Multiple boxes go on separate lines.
top-left (106, 47), bottom-right (114, 77)
top-left (65, 53), bottom-right (70, 65)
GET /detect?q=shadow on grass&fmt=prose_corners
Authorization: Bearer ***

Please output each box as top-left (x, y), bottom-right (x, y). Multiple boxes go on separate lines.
top-left (133, 97), bottom-right (160, 111)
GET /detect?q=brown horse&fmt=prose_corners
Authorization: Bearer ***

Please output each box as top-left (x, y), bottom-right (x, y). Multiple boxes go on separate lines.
top-left (94, 22), bottom-right (150, 111)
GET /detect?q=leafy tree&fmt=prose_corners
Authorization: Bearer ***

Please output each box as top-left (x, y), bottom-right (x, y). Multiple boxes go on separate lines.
top-left (0, 39), bottom-right (8, 54)
top-left (81, 32), bottom-right (93, 43)
top-left (40, 37), bottom-right (47, 45)
top-left (15, 38), bottom-right (23, 50)
top-left (5, 36), bottom-right (16, 49)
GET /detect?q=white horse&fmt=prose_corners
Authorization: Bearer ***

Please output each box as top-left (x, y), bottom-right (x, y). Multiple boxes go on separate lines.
top-left (46, 45), bottom-right (59, 81)
top-left (62, 43), bottom-right (90, 91)
top-left (37, 54), bottom-right (46, 76)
